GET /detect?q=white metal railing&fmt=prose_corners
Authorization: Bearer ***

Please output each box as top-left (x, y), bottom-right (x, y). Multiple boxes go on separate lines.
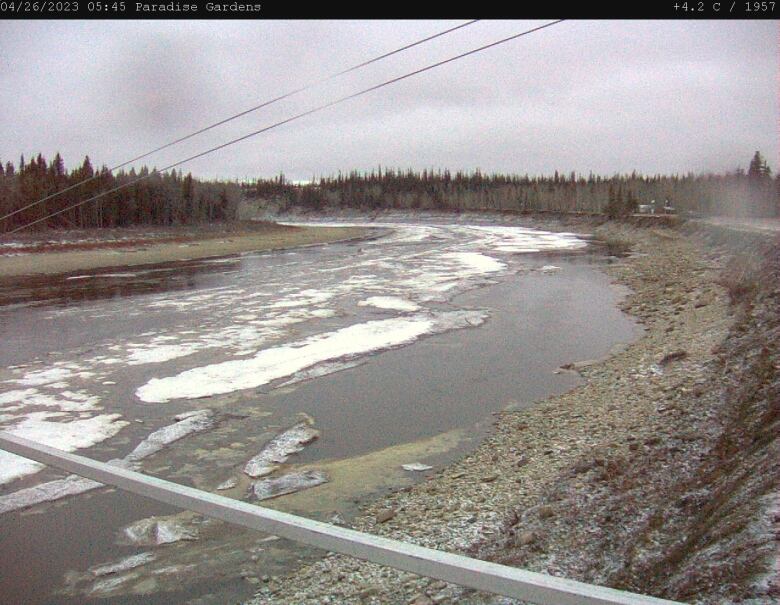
top-left (0, 432), bottom-right (684, 605)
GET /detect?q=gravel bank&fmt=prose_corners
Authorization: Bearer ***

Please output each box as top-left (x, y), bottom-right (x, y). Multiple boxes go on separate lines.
top-left (247, 222), bottom-right (778, 605)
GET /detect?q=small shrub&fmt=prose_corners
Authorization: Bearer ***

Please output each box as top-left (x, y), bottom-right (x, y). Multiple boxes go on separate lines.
top-left (717, 251), bottom-right (762, 305)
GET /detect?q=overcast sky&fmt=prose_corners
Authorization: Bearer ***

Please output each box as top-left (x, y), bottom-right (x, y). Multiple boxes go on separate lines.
top-left (0, 20), bottom-right (777, 181)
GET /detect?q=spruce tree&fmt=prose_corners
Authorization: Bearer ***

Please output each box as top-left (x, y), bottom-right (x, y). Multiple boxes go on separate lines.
top-left (748, 151), bottom-right (770, 179)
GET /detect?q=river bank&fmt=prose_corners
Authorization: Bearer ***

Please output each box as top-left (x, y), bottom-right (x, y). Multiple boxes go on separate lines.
top-left (0, 222), bottom-right (372, 278)
top-left (248, 221), bottom-right (778, 605)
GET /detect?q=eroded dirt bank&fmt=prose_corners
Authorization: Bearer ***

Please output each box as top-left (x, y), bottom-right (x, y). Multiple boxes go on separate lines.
top-left (247, 222), bottom-right (779, 605)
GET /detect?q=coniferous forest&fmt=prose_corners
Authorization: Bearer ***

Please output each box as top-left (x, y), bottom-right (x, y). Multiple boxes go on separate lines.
top-left (1, 151), bottom-right (777, 234)
top-left (245, 152), bottom-right (779, 219)
top-left (0, 153), bottom-right (241, 234)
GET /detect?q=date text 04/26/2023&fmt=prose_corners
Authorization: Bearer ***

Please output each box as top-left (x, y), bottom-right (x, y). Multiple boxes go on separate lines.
top-left (134, 1), bottom-right (263, 10)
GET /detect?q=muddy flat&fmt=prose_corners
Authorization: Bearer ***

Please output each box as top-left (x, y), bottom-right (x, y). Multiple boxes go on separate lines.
top-left (0, 222), bottom-right (372, 278)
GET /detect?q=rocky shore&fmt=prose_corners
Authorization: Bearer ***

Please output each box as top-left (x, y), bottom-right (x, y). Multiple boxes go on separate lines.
top-left (247, 221), bottom-right (778, 605)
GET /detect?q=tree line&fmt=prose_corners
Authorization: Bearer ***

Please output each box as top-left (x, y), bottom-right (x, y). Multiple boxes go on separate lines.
top-left (2, 151), bottom-right (777, 234)
top-left (244, 152), bottom-right (779, 219)
top-left (0, 153), bottom-right (241, 233)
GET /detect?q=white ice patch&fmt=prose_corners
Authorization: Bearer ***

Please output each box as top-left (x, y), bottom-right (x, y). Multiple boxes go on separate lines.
top-left (441, 252), bottom-right (505, 273)
top-left (136, 315), bottom-right (438, 403)
top-left (0, 412), bottom-right (215, 514)
top-left (469, 225), bottom-right (586, 253)
top-left (126, 343), bottom-right (202, 366)
top-left (0, 389), bottom-right (38, 406)
top-left (0, 413), bottom-right (128, 485)
top-left (0, 388), bottom-right (100, 413)
top-left (244, 423), bottom-right (320, 478)
top-left (358, 296), bottom-right (420, 312)
top-left (14, 367), bottom-right (75, 387)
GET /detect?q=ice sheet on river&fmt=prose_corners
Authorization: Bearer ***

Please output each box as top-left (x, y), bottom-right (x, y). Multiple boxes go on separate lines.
top-left (357, 296), bottom-right (420, 312)
top-left (0, 411), bottom-right (214, 514)
top-left (0, 413), bottom-right (128, 485)
top-left (122, 514), bottom-right (199, 545)
top-left (252, 470), bottom-right (329, 500)
top-left (0, 474), bottom-right (103, 514)
top-left (244, 422), bottom-right (320, 478)
top-left (125, 409), bottom-right (214, 462)
top-left (90, 552), bottom-right (156, 577)
top-left (0, 388), bottom-right (101, 413)
top-left (136, 310), bottom-right (487, 403)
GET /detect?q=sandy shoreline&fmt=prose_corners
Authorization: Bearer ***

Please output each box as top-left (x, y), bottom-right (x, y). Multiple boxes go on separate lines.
top-left (247, 223), bottom-right (776, 605)
top-left (0, 223), bottom-right (373, 278)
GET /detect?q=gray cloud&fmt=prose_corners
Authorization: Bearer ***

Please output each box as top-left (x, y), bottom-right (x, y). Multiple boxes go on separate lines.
top-left (0, 20), bottom-right (776, 181)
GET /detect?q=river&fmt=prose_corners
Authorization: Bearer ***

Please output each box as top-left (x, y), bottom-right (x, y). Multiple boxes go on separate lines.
top-left (0, 215), bottom-right (639, 604)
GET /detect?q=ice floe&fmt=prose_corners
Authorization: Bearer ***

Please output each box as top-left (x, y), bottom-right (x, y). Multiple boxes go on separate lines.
top-left (126, 343), bottom-right (203, 366)
top-left (539, 265), bottom-right (562, 273)
top-left (401, 463), bottom-right (433, 472)
top-left (0, 474), bottom-right (103, 514)
top-left (125, 409), bottom-right (214, 463)
top-left (0, 388), bottom-right (101, 414)
top-left (0, 413), bottom-right (128, 485)
top-left (244, 423), bottom-right (320, 478)
top-left (136, 315), bottom-right (435, 403)
top-left (252, 470), bottom-right (329, 500)
top-left (277, 359), bottom-right (365, 388)
top-left (14, 367), bottom-right (78, 387)
top-left (441, 251), bottom-right (505, 273)
top-left (136, 310), bottom-right (486, 403)
top-left (122, 515), bottom-right (199, 545)
top-left (469, 225), bottom-right (586, 253)
top-left (90, 552), bottom-right (156, 577)
top-left (0, 412), bottom-right (214, 513)
top-left (216, 478), bottom-right (238, 490)
top-left (357, 296), bottom-right (420, 312)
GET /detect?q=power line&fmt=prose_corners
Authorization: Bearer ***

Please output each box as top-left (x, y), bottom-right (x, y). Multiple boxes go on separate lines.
top-left (0, 20), bottom-right (479, 227)
top-left (6, 20), bottom-right (565, 236)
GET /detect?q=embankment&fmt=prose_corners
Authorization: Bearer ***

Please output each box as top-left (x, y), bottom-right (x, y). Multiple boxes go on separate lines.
top-left (248, 220), bottom-right (778, 605)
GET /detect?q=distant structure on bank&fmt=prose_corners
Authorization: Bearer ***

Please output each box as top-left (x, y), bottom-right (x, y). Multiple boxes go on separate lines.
top-left (637, 199), bottom-right (676, 215)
